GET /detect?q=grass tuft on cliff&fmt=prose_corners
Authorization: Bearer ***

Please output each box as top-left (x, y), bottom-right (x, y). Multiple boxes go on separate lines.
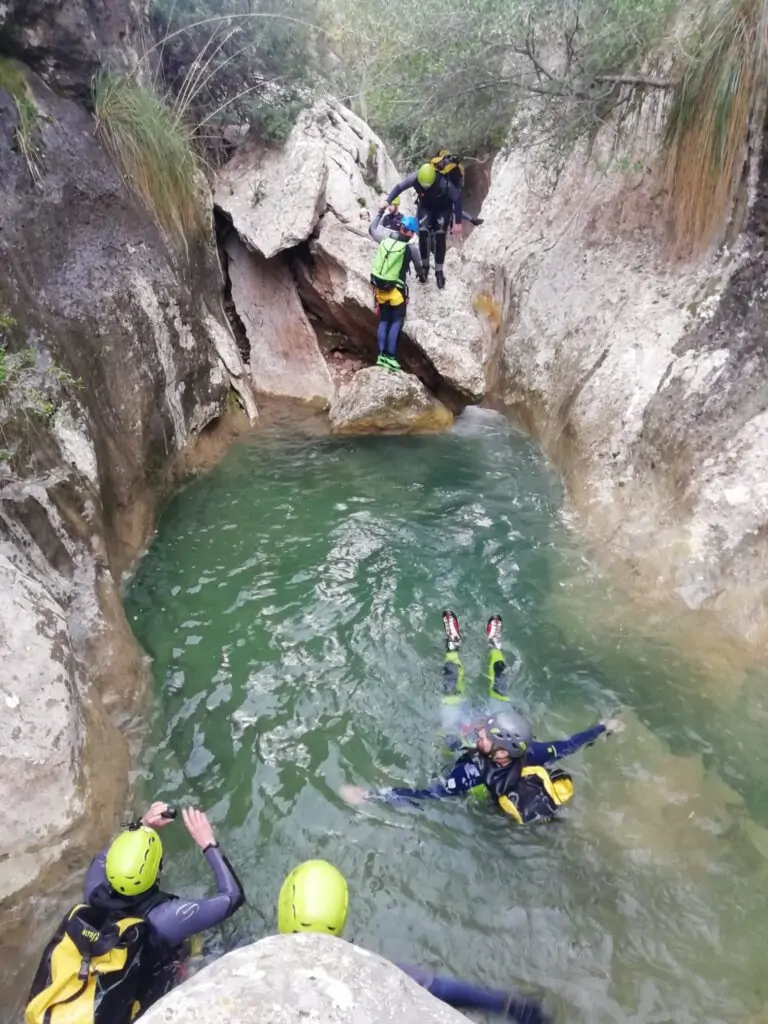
top-left (663, 0), bottom-right (768, 253)
top-left (92, 71), bottom-right (208, 248)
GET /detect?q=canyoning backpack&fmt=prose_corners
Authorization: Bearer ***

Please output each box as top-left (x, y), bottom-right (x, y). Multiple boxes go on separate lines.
top-left (24, 895), bottom-right (169, 1024)
top-left (430, 149), bottom-right (465, 184)
top-left (370, 238), bottom-right (408, 290)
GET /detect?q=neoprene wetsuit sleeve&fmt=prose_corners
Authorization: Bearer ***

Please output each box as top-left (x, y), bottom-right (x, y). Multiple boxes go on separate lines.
top-left (526, 723), bottom-right (606, 765)
top-left (146, 846), bottom-right (245, 946)
top-left (386, 172), bottom-right (418, 204)
top-left (369, 209), bottom-right (388, 243)
top-left (371, 757), bottom-right (483, 804)
top-left (408, 240), bottom-right (423, 275)
top-left (396, 964), bottom-right (552, 1023)
top-left (83, 846), bottom-right (110, 901)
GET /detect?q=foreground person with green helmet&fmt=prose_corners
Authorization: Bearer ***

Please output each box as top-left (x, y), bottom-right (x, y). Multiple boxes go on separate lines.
top-left (25, 802), bottom-right (244, 1024)
top-left (277, 859), bottom-right (552, 1023)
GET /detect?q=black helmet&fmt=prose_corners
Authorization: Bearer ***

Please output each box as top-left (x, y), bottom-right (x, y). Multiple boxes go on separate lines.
top-left (483, 710), bottom-right (532, 759)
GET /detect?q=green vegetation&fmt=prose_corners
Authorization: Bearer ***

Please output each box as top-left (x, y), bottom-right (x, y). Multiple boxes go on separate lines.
top-left (92, 70), bottom-right (207, 248)
top-left (663, 0), bottom-right (767, 252)
top-left (83, 0), bottom-right (767, 257)
top-left (150, 0), bottom-right (321, 147)
top-left (0, 315), bottom-right (85, 466)
top-left (0, 57), bottom-right (42, 183)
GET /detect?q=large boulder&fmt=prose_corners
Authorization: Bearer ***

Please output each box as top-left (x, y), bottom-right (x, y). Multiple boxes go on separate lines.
top-left (215, 98), bottom-right (401, 259)
top-left (223, 232), bottom-right (334, 407)
top-left (465, 120), bottom-right (768, 646)
top-left (141, 933), bottom-right (471, 1024)
top-left (329, 366), bottom-right (453, 434)
top-left (296, 213), bottom-right (486, 403)
top-left (215, 99), bottom-right (485, 407)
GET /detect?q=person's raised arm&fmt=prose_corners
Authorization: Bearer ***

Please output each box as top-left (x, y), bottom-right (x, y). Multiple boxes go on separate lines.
top-left (145, 808), bottom-right (245, 946)
top-left (526, 717), bottom-right (624, 765)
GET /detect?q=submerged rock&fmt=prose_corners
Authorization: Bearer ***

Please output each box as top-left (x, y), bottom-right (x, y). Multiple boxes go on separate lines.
top-left (141, 933), bottom-right (471, 1024)
top-left (329, 367), bottom-right (453, 435)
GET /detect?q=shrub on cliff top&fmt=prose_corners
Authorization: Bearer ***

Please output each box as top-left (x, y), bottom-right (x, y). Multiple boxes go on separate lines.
top-left (663, 0), bottom-right (768, 252)
top-left (92, 70), bottom-right (208, 248)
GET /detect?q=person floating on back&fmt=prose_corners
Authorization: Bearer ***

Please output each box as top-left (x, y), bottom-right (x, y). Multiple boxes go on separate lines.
top-left (277, 859), bottom-right (553, 1024)
top-left (385, 149), bottom-right (483, 290)
top-left (25, 803), bottom-right (244, 1024)
top-left (341, 611), bottom-right (624, 823)
top-left (368, 204), bottom-right (422, 371)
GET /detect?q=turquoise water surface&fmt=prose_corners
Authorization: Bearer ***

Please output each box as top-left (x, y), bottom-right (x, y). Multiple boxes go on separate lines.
top-left (126, 408), bottom-right (768, 1023)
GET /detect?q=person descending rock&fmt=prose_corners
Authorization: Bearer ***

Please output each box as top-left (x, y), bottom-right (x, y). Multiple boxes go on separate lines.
top-left (385, 150), bottom-right (483, 290)
top-left (368, 204), bottom-right (422, 371)
top-left (277, 859), bottom-right (553, 1024)
top-left (341, 612), bottom-right (624, 823)
top-left (25, 803), bottom-right (245, 1024)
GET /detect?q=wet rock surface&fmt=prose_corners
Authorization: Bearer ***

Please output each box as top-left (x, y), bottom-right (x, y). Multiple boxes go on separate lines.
top-left (0, 68), bottom-right (249, 1014)
top-left (141, 933), bottom-right (471, 1024)
top-left (467, 130), bottom-right (768, 645)
top-left (329, 366), bottom-right (454, 435)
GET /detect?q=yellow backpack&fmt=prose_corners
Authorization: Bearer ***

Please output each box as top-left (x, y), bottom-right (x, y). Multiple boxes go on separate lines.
top-left (430, 150), bottom-right (465, 184)
top-left (25, 903), bottom-right (153, 1024)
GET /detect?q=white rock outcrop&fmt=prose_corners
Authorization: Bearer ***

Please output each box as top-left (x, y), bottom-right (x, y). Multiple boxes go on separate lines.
top-left (141, 933), bottom-right (471, 1024)
top-left (216, 100), bottom-right (486, 407)
top-left (329, 365), bottom-right (454, 434)
top-left (464, 129), bottom-right (768, 645)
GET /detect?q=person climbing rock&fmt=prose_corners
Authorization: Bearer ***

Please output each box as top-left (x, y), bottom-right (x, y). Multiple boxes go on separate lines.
top-left (385, 152), bottom-right (482, 290)
top-left (340, 612), bottom-right (624, 824)
top-left (381, 194), bottom-right (403, 231)
top-left (25, 803), bottom-right (245, 1024)
top-left (368, 204), bottom-right (422, 371)
top-left (277, 859), bottom-right (553, 1024)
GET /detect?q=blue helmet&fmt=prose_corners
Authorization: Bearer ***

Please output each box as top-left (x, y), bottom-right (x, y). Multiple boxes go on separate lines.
top-left (400, 215), bottom-right (418, 234)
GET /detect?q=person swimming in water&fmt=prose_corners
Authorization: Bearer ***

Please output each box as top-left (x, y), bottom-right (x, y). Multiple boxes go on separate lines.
top-left (341, 611), bottom-right (624, 823)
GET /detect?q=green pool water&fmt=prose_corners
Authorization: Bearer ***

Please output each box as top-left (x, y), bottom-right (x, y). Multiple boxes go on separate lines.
top-left (125, 408), bottom-right (768, 1023)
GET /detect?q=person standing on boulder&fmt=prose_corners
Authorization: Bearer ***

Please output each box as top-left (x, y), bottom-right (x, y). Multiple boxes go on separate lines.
top-left (368, 205), bottom-right (422, 372)
top-left (25, 803), bottom-right (245, 1024)
top-left (276, 859), bottom-right (553, 1023)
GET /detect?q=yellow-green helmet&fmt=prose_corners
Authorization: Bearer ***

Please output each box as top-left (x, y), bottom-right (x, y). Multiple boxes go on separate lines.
top-left (416, 163), bottom-right (437, 188)
top-left (105, 826), bottom-right (163, 896)
top-left (277, 860), bottom-right (349, 936)
top-left (391, 195), bottom-right (401, 207)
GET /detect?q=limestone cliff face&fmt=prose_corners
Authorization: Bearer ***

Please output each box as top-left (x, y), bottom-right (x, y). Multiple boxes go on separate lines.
top-left (0, 22), bottom-right (254, 1017)
top-left (467, 127), bottom-right (768, 647)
